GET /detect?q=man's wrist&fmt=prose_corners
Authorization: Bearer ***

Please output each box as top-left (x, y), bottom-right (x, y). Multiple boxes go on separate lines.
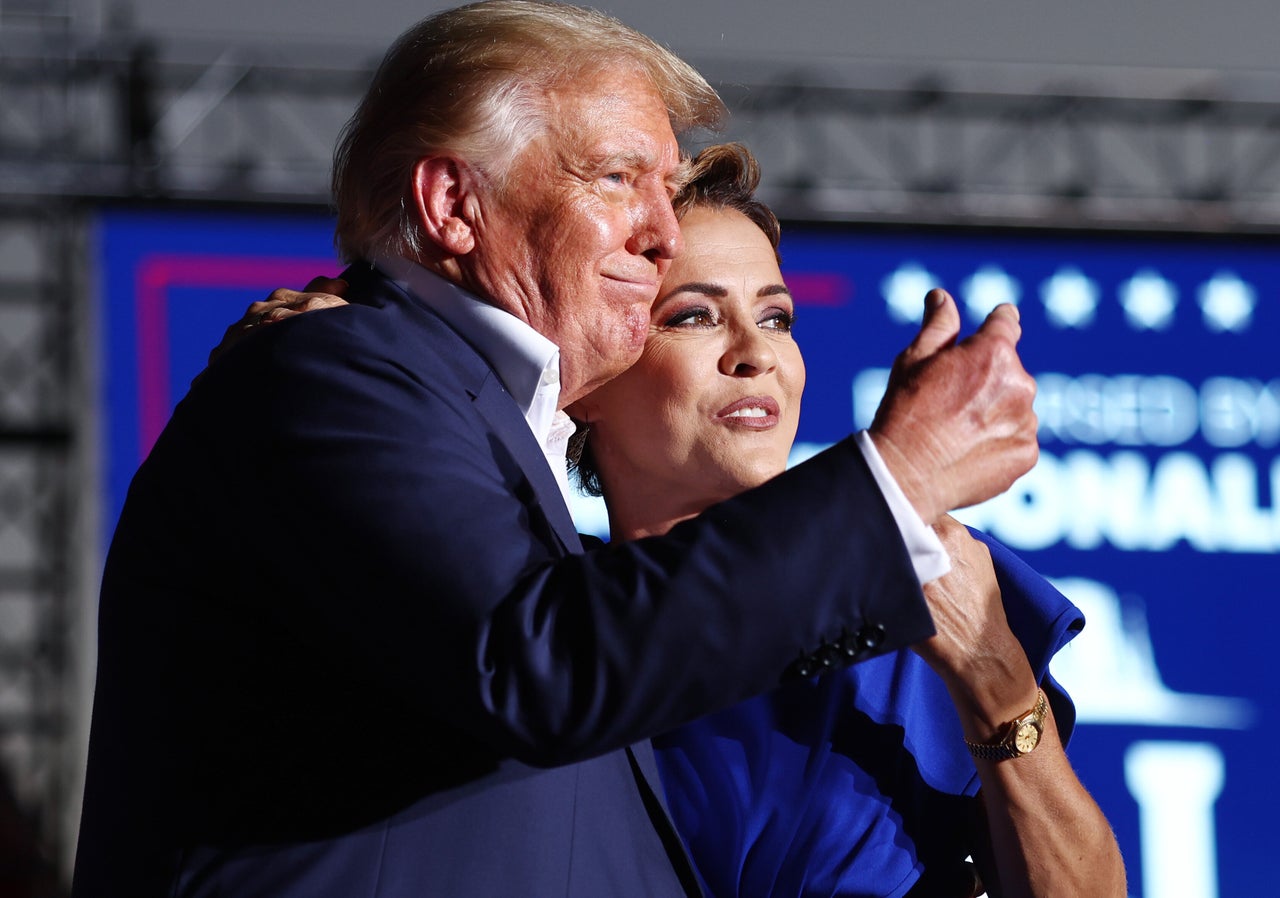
top-left (863, 428), bottom-right (943, 525)
top-left (854, 431), bottom-right (950, 584)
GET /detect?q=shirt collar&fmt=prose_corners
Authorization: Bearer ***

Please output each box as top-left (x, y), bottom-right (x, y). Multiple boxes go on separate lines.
top-left (374, 254), bottom-right (562, 429)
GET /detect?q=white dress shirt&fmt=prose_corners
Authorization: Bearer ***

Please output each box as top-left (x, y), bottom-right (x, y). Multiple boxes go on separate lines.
top-left (376, 255), bottom-right (948, 584)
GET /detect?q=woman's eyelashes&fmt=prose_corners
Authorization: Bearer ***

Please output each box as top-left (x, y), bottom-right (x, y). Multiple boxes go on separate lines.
top-left (760, 309), bottom-right (795, 332)
top-left (660, 305), bottom-right (796, 332)
top-left (663, 306), bottom-right (718, 328)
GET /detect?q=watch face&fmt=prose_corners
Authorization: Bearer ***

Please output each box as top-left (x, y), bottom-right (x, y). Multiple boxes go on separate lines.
top-left (1014, 723), bottom-right (1040, 754)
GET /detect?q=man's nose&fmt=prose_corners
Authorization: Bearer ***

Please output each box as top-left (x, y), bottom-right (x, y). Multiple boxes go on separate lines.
top-left (627, 188), bottom-right (683, 262)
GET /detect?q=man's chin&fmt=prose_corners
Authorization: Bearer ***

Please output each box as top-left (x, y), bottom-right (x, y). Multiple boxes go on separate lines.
top-left (595, 353), bottom-right (642, 389)
top-left (622, 305), bottom-right (651, 353)
top-left (564, 352), bottom-right (640, 407)
top-left (600, 310), bottom-right (650, 369)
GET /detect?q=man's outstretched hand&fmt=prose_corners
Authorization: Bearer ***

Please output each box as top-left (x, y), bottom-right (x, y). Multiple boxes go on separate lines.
top-left (870, 288), bottom-right (1038, 525)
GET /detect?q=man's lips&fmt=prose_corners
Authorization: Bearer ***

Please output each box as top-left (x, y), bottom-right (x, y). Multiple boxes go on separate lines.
top-left (603, 273), bottom-right (660, 291)
top-left (715, 396), bottom-right (781, 429)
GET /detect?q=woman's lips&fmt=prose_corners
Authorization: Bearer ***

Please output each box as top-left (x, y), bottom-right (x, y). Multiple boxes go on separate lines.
top-left (716, 396), bottom-right (781, 429)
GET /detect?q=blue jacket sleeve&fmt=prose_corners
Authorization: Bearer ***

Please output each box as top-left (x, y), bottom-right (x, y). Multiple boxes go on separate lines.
top-left (102, 273), bottom-right (935, 775)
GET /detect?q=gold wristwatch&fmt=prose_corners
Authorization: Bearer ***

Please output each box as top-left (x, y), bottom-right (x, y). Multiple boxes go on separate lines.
top-left (965, 689), bottom-right (1048, 761)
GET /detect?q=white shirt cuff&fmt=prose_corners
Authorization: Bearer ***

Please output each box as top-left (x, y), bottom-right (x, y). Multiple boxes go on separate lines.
top-left (854, 431), bottom-right (951, 584)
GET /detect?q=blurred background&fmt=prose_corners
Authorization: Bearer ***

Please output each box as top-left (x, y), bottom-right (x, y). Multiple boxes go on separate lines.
top-left (5, 1), bottom-right (1280, 895)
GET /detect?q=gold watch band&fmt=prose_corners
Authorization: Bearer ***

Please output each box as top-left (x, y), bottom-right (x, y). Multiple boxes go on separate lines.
top-left (964, 689), bottom-right (1048, 761)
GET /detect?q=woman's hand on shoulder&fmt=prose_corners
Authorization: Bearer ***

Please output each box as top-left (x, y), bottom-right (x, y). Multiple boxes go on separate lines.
top-left (207, 276), bottom-right (350, 365)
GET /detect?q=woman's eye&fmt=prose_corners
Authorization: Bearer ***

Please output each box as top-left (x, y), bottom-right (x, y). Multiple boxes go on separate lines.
top-left (665, 308), bottom-right (717, 328)
top-left (760, 311), bottom-right (795, 332)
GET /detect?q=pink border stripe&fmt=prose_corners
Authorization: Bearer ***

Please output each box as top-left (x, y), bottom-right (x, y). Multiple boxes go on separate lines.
top-left (135, 254), bottom-right (337, 459)
top-left (784, 273), bottom-right (852, 307)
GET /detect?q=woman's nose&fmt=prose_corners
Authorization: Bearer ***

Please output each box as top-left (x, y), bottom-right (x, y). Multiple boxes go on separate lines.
top-left (720, 324), bottom-right (778, 377)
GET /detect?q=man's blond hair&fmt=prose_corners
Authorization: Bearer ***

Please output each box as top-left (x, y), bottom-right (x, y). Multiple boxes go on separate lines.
top-left (332, 0), bottom-right (725, 262)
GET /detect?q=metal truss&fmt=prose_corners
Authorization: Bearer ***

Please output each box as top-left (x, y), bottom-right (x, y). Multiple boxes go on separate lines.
top-left (0, 26), bottom-right (371, 206)
top-left (0, 200), bottom-right (81, 891)
top-left (3, 31), bottom-right (1280, 229)
top-left (6, 14), bottom-right (1280, 883)
top-left (717, 74), bottom-right (1280, 231)
top-left (1, 1), bottom-right (91, 887)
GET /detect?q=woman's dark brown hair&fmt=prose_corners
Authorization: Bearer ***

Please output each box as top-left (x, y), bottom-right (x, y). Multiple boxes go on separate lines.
top-left (671, 142), bottom-right (780, 262)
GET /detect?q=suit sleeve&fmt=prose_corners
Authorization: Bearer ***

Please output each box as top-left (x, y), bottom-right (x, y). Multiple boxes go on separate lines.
top-left (190, 306), bottom-right (934, 767)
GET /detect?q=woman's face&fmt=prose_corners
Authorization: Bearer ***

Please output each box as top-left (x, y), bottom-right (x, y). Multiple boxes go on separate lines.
top-left (574, 205), bottom-right (805, 508)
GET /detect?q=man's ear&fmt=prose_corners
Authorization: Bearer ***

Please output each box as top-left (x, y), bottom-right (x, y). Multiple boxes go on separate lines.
top-left (411, 156), bottom-right (481, 256)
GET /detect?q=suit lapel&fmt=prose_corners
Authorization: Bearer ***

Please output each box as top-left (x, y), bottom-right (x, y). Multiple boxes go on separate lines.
top-left (470, 373), bottom-right (583, 555)
top-left (342, 263), bottom-right (584, 556)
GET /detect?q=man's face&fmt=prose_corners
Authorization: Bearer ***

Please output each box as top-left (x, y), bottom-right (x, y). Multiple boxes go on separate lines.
top-left (465, 66), bottom-right (686, 407)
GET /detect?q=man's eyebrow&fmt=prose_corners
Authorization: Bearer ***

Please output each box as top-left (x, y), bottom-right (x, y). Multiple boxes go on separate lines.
top-left (594, 148), bottom-right (661, 172)
top-left (667, 157), bottom-right (694, 194)
top-left (591, 149), bottom-right (690, 194)
top-left (611, 149), bottom-right (651, 169)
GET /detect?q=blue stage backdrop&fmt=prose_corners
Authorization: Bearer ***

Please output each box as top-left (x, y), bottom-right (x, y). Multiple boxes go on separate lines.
top-left (98, 207), bottom-right (1277, 898)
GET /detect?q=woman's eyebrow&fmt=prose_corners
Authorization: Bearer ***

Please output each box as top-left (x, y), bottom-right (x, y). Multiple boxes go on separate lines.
top-left (758, 284), bottom-right (792, 298)
top-left (665, 282), bottom-right (728, 297)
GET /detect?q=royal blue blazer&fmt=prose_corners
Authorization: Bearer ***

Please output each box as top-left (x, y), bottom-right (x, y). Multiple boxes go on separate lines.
top-left (654, 533), bottom-right (1084, 898)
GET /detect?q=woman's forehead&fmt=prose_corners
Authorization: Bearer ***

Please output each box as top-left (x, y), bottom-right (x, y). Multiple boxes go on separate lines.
top-left (666, 207), bottom-right (783, 281)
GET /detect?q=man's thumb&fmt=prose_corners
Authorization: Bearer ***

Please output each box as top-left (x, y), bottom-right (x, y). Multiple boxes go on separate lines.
top-left (905, 288), bottom-right (961, 362)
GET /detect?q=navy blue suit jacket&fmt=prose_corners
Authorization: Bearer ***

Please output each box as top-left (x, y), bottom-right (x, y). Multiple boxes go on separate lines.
top-left (73, 264), bottom-right (933, 897)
